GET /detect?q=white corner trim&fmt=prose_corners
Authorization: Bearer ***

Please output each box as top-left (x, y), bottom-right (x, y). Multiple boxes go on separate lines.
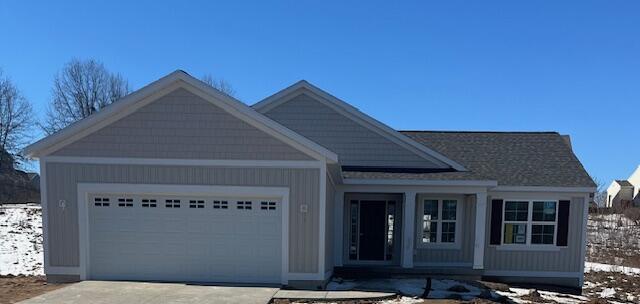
top-left (252, 80), bottom-right (466, 171)
top-left (334, 190), bottom-right (344, 267)
top-left (318, 164), bottom-right (327, 279)
top-left (24, 71), bottom-right (338, 163)
top-left (491, 186), bottom-right (596, 193)
top-left (483, 270), bottom-right (582, 279)
top-left (39, 159), bottom-right (51, 274)
top-left (76, 183), bottom-right (291, 284)
top-left (579, 194), bottom-right (589, 286)
top-left (42, 156), bottom-right (325, 169)
top-left (343, 179), bottom-right (498, 187)
top-left (473, 192), bottom-right (487, 269)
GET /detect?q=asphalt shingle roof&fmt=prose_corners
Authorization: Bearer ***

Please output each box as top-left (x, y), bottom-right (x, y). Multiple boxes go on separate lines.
top-left (616, 180), bottom-right (633, 187)
top-left (342, 131), bottom-right (596, 188)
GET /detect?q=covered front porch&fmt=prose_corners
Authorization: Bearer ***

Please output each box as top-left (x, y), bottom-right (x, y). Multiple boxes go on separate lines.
top-left (333, 181), bottom-right (494, 273)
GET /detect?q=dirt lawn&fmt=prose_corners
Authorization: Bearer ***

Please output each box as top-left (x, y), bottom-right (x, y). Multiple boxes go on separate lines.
top-left (0, 275), bottom-right (69, 304)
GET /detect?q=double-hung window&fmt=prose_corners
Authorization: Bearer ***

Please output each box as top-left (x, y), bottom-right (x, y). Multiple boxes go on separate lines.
top-left (419, 198), bottom-right (460, 247)
top-left (503, 200), bottom-right (557, 246)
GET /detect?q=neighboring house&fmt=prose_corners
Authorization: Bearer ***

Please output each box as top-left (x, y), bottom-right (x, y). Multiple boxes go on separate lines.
top-left (605, 166), bottom-right (640, 208)
top-left (24, 71), bottom-right (595, 289)
top-left (27, 173), bottom-right (40, 190)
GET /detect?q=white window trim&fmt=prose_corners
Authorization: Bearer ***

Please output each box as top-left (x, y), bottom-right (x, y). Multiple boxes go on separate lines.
top-left (416, 197), bottom-right (463, 249)
top-left (499, 199), bottom-right (559, 251)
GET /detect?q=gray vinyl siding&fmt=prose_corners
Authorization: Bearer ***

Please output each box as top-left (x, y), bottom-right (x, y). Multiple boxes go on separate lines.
top-left (484, 195), bottom-right (585, 273)
top-left (262, 93), bottom-right (443, 168)
top-left (45, 163), bottom-right (320, 273)
top-left (53, 88), bottom-right (311, 161)
top-left (325, 175), bottom-right (335, 273)
top-left (414, 195), bottom-right (475, 265)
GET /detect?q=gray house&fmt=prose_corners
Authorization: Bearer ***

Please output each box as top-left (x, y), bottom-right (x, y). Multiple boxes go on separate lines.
top-left (25, 71), bottom-right (595, 289)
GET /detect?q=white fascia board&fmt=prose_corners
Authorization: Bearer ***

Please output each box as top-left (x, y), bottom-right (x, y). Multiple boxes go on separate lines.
top-left (24, 71), bottom-right (338, 164)
top-left (491, 186), bottom-right (596, 193)
top-left (253, 80), bottom-right (467, 171)
top-left (343, 178), bottom-right (497, 187)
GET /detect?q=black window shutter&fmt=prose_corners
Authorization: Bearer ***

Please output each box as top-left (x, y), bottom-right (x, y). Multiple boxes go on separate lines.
top-left (490, 199), bottom-right (503, 245)
top-left (557, 200), bottom-right (571, 246)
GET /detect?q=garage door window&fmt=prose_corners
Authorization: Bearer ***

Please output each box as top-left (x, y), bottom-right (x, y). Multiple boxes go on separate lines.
top-left (237, 201), bottom-right (252, 210)
top-left (165, 199), bottom-right (181, 208)
top-left (141, 199), bottom-right (157, 208)
top-left (261, 201), bottom-right (276, 210)
top-left (190, 200), bottom-right (205, 208)
top-left (118, 198), bottom-right (133, 207)
top-left (94, 197), bottom-right (110, 207)
top-left (213, 200), bottom-right (228, 209)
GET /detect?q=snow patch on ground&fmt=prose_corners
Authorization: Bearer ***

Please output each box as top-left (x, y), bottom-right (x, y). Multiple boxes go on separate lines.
top-left (600, 287), bottom-right (616, 298)
top-left (379, 297), bottom-right (423, 304)
top-left (0, 204), bottom-right (43, 276)
top-left (585, 262), bottom-right (640, 275)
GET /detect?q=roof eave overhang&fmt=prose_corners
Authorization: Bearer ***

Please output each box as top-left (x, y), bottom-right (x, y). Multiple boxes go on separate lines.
top-left (23, 71), bottom-right (339, 164)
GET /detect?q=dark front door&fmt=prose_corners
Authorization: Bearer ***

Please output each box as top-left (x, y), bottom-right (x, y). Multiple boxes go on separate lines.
top-left (358, 200), bottom-right (386, 260)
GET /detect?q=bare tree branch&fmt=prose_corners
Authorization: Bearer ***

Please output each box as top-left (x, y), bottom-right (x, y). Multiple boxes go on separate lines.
top-left (200, 74), bottom-right (236, 97)
top-left (40, 59), bottom-right (130, 135)
top-left (0, 69), bottom-right (34, 169)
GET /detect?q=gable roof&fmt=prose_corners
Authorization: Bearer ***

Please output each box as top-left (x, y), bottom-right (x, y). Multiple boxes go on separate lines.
top-left (24, 71), bottom-right (338, 163)
top-left (616, 180), bottom-right (633, 187)
top-left (252, 80), bottom-right (467, 171)
top-left (344, 131), bottom-right (596, 188)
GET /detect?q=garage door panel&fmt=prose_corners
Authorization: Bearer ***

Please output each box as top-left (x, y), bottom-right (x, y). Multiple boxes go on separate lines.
top-left (88, 193), bottom-right (282, 284)
top-left (164, 218), bottom-right (188, 233)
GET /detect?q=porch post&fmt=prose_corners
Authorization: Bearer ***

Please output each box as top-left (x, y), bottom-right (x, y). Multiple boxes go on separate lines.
top-left (401, 191), bottom-right (417, 268)
top-left (473, 191), bottom-right (487, 269)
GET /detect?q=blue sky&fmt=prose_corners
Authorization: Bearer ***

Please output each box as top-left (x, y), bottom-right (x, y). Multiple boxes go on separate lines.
top-left (1, 1), bottom-right (638, 186)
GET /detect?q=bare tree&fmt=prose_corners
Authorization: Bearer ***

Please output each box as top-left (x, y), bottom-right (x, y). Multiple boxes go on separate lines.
top-left (591, 175), bottom-right (607, 209)
top-left (0, 69), bottom-right (33, 169)
top-left (41, 59), bottom-right (130, 135)
top-left (200, 74), bottom-right (236, 97)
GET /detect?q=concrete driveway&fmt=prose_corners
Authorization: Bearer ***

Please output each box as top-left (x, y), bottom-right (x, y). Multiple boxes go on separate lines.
top-left (20, 281), bottom-right (280, 304)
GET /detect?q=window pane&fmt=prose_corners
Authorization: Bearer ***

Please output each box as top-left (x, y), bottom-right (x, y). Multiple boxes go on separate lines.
top-left (349, 201), bottom-right (358, 259)
top-left (442, 222), bottom-right (456, 243)
top-left (386, 201), bottom-right (395, 260)
top-left (505, 201), bottom-right (529, 221)
top-left (503, 223), bottom-right (527, 244)
top-left (442, 200), bottom-right (457, 220)
top-left (531, 224), bottom-right (555, 244)
top-left (533, 201), bottom-right (556, 222)
top-left (423, 200), bottom-right (439, 220)
top-left (423, 221), bottom-right (437, 243)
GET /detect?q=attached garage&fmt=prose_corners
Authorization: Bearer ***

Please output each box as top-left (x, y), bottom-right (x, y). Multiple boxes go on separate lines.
top-left (78, 184), bottom-right (290, 285)
top-left (25, 71), bottom-right (337, 287)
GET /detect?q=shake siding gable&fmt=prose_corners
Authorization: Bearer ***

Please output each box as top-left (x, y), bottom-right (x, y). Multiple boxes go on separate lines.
top-left (261, 93), bottom-right (445, 168)
top-left (52, 88), bottom-right (313, 161)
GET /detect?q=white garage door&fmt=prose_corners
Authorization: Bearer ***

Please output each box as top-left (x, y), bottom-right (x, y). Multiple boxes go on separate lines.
top-left (87, 193), bottom-right (282, 284)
